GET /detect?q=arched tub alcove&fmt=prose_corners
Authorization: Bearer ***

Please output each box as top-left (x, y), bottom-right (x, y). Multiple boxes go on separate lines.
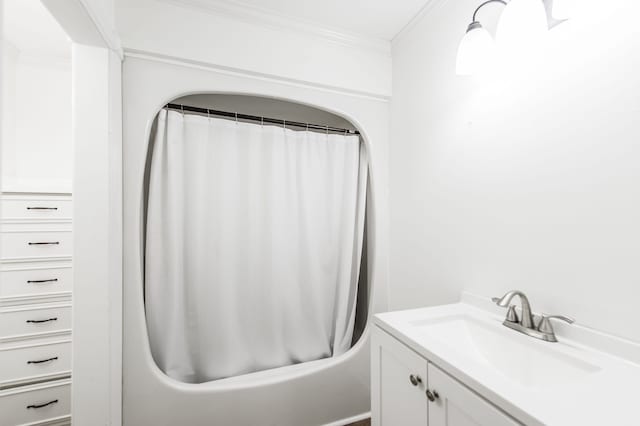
top-left (122, 55), bottom-right (389, 426)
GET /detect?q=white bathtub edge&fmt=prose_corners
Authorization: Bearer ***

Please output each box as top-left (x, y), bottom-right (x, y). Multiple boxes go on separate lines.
top-left (322, 411), bottom-right (371, 426)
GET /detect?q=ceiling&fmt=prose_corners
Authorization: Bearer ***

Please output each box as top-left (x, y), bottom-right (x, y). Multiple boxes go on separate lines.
top-left (2, 0), bottom-right (70, 57)
top-left (207, 0), bottom-right (431, 41)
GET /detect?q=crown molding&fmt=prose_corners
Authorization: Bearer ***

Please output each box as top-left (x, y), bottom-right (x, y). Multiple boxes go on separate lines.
top-left (125, 49), bottom-right (391, 102)
top-left (157, 0), bottom-right (391, 56)
top-left (392, 0), bottom-right (451, 47)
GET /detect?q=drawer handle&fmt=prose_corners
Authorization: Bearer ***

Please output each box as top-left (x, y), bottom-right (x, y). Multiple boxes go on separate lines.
top-left (426, 389), bottom-right (440, 402)
top-left (28, 242), bottom-right (60, 245)
top-left (27, 356), bottom-right (58, 364)
top-left (27, 399), bottom-right (58, 409)
top-left (27, 278), bottom-right (58, 284)
top-left (26, 207), bottom-right (58, 210)
top-left (26, 317), bottom-right (58, 324)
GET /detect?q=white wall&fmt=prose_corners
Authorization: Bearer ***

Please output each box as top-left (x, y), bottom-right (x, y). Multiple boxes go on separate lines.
top-left (1, 48), bottom-right (72, 192)
top-left (390, 0), bottom-right (640, 343)
top-left (1, 40), bottom-right (18, 180)
top-left (114, 0), bottom-right (392, 98)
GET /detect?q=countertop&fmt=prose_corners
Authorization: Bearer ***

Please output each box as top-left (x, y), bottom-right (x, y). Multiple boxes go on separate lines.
top-left (374, 301), bottom-right (640, 426)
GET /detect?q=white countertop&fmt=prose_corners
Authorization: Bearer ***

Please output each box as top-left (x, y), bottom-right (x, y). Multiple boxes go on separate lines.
top-left (374, 301), bottom-right (640, 426)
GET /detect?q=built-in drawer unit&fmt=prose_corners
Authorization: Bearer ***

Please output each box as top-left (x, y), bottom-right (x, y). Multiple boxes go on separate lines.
top-left (0, 339), bottom-right (71, 387)
top-left (1, 195), bottom-right (72, 221)
top-left (0, 266), bottom-right (72, 299)
top-left (0, 192), bottom-right (73, 424)
top-left (0, 303), bottom-right (72, 340)
top-left (0, 378), bottom-right (70, 426)
top-left (1, 231), bottom-right (72, 260)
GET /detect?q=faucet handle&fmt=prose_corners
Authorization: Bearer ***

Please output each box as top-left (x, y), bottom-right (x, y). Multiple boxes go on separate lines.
top-left (492, 297), bottom-right (519, 323)
top-left (505, 306), bottom-right (519, 323)
top-left (537, 314), bottom-right (575, 334)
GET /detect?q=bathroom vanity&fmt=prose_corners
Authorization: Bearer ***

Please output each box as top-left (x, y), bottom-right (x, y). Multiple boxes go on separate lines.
top-left (372, 295), bottom-right (640, 426)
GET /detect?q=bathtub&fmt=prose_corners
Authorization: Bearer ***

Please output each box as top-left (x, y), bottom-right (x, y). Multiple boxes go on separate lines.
top-left (122, 54), bottom-right (389, 426)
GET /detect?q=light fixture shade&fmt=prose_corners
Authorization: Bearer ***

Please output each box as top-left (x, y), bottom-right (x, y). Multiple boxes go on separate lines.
top-left (550, 0), bottom-right (570, 21)
top-left (456, 24), bottom-right (496, 76)
top-left (496, 0), bottom-right (548, 53)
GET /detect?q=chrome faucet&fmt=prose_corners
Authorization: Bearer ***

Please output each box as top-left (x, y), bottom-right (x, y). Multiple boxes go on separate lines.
top-left (492, 290), bottom-right (575, 343)
top-left (492, 290), bottom-right (534, 329)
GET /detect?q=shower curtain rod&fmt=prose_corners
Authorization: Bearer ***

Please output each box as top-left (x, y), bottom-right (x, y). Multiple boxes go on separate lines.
top-left (164, 103), bottom-right (360, 135)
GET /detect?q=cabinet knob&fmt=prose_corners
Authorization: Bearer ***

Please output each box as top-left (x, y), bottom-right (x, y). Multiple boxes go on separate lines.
top-left (426, 389), bottom-right (440, 402)
top-left (409, 374), bottom-right (422, 386)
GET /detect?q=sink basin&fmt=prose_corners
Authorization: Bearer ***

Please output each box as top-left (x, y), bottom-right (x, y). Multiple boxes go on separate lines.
top-left (411, 314), bottom-right (601, 388)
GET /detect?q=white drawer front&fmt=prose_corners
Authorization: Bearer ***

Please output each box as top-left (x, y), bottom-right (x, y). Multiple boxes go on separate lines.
top-left (1, 232), bottom-right (72, 259)
top-left (0, 267), bottom-right (72, 298)
top-left (0, 305), bottom-right (71, 339)
top-left (0, 380), bottom-right (70, 426)
top-left (1, 198), bottom-right (72, 220)
top-left (0, 341), bottom-right (71, 385)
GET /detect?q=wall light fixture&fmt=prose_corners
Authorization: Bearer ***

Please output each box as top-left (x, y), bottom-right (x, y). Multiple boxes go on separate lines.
top-left (456, 0), bottom-right (569, 76)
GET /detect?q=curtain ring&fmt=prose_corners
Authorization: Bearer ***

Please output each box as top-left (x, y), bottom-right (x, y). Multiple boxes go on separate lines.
top-left (283, 119), bottom-right (286, 130)
top-left (326, 125), bottom-right (329, 135)
top-left (261, 116), bottom-right (264, 127)
top-left (207, 109), bottom-right (210, 119)
top-left (235, 112), bottom-right (238, 124)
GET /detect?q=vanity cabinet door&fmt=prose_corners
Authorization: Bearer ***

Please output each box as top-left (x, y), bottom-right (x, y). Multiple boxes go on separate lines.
top-left (427, 363), bottom-right (519, 426)
top-left (371, 327), bottom-right (428, 426)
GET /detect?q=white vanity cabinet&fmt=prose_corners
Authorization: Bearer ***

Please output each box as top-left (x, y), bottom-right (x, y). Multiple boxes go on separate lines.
top-left (372, 326), bottom-right (519, 426)
top-left (372, 325), bottom-right (428, 426)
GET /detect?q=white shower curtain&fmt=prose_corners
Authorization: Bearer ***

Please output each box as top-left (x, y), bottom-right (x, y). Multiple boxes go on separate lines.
top-left (145, 109), bottom-right (367, 383)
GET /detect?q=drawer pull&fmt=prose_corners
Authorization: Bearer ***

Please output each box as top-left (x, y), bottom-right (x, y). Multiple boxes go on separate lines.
top-left (27, 356), bottom-right (58, 364)
top-left (27, 399), bottom-right (58, 409)
top-left (26, 317), bottom-right (58, 324)
top-left (26, 207), bottom-right (58, 210)
top-left (27, 278), bottom-right (59, 284)
top-left (28, 242), bottom-right (60, 245)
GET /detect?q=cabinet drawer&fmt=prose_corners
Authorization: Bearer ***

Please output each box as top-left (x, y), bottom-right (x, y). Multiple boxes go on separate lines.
top-left (0, 305), bottom-right (71, 339)
top-left (0, 379), bottom-right (70, 426)
top-left (1, 198), bottom-right (72, 220)
top-left (1, 231), bottom-right (72, 259)
top-left (0, 340), bottom-right (71, 385)
top-left (0, 267), bottom-right (72, 298)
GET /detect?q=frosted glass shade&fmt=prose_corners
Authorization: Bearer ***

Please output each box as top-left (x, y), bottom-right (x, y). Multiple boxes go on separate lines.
top-left (496, 0), bottom-right (548, 53)
top-left (551, 0), bottom-right (570, 20)
top-left (456, 25), bottom-right (496, 76)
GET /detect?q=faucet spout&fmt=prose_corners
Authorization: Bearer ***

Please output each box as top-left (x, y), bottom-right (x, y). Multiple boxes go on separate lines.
top-left (493, 290), bottom-right (535, 329)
